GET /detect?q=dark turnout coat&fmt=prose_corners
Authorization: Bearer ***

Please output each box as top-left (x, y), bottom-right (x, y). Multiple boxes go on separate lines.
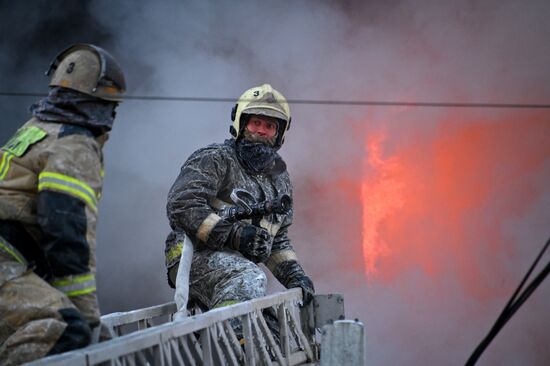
top-left (165, 139), bottom-right (310, 298)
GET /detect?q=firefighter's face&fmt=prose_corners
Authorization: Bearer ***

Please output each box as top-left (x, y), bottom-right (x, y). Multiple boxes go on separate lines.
top-left (245, 116), bottom-right (278, 139)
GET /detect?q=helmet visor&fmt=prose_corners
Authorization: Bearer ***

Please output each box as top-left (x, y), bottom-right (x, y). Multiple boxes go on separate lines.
top-left (243, 107), bottom-right (288, 122)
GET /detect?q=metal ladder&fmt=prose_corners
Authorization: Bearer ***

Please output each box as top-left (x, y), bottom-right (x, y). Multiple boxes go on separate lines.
top-left (28, 289), bottom-right (346, 366)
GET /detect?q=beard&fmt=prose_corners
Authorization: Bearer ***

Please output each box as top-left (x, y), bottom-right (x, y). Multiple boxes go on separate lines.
top-left (241, 129), bottom-right (277, 147)
top-left (235, 139), bottom-right (284, 175)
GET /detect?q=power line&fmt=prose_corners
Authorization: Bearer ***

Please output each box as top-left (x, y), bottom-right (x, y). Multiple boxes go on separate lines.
top-left (465, 236), bottom-right (550, 365)
top-left (1, 91), bottom-right (550, 109)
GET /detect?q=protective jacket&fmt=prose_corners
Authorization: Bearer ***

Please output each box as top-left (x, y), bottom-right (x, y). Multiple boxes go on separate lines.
top-left (165, 139), bottom-right (311, 304)
top-left (0, 117), bottom-right (104, 326)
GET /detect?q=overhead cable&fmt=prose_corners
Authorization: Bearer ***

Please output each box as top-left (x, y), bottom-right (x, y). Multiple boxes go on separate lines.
top-left (1, 91), bottom-right (549, 109)
top-left (465, 236), bottom-right (550, 365)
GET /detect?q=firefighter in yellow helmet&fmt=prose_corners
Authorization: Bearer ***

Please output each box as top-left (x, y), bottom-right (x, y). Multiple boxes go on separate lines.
top-left (0, 43), bottom-right (125, 364)
top-left (165, 84), bottom-right (315, 328)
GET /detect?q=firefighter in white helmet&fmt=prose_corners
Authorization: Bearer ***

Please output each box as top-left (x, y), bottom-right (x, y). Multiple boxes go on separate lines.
top-left (0, 43), bottom-right (125, 364)
top-left (165, 84), bottom-right (315, 328)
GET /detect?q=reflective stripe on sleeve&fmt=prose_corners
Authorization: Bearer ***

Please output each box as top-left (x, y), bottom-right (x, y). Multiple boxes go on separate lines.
top-left (265, 249), bottom-right (298, 272)
top-left (196, 213), bottom-right (221, 243)
top-left (0, 152), bottom-right (14, 180)
top-left (38, 171), bottom-right (98, 211)
top-left (259, 218), bottom-right (282, 236)
top-left (166, 241), bottom-right (184, 264)
top-left (50, 273), bottom-right (96, 297)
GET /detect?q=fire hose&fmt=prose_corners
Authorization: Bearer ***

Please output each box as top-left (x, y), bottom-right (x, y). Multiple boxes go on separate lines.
top-left (173, 189), bottom-right (292, 320)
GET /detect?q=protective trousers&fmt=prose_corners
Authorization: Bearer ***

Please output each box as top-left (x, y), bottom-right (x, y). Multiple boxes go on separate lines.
top-left (187, 249), bottom-right (267, 310)
top-left (185, 248), bottom-right (281, 345)
top-left (0, 238), bottom-right (91, 365)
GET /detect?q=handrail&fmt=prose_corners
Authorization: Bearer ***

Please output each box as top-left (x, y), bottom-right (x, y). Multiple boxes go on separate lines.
top-left (28, 288), bottom-right (316, 366)
top-left (101, 301), bottom-right (177, 328)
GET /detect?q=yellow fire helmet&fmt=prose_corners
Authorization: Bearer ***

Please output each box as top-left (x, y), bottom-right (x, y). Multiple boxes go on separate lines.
top-left (230, 83), bottom-right (291, 148)
top-left (46, 43), bottom-right (126, 102)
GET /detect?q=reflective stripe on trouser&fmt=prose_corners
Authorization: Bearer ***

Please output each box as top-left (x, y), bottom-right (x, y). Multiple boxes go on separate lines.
top-left (189, 249), bottom-right (267, 309)
top-left (50, 273), bottom-right (96, 297)
top-left (0, 257), bottom-right (82, 365)
top-left (0, 236), bottom-right (27, 265)
top-left (38, 171), bottom-right (98, 211)
top-left (49, 273), bottom-right (101, 326)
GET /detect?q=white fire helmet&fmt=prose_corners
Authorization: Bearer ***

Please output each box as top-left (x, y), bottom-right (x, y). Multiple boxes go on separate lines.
top-left (230, 83), bottom-right (291, 147)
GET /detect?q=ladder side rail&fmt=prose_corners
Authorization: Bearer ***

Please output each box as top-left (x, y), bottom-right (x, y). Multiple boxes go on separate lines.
top-left (101, 302), bottom-right (177, 335)
top-left (86, 331), bottom-right (163, 364)
top-left (27, 327), bottom-right (164, 366)
top-left (27, 289), bottom-right (304, 366)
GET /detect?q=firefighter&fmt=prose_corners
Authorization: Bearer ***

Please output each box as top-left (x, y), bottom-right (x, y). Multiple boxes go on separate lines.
top-left (165, 83), bottom-right (315, 314)
top-left (0, 44), bottom-right (126, 364)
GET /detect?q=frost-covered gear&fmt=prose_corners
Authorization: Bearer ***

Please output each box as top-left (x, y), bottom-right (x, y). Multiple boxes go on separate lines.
top-left (277, 261), bottom-right (315, 305)
top-left (230, 222), bottom-right (273, 263)
top-left (230, 84), bottom-right (291, 148)
top-left (235, 139), bottom-right (286, 174)
top-left (188, 249), bottom-right (267, 309)
top-left (0, 115), bottom-right (108, 360)
top-left (31, 87), bottom-right (118, 134)
top-left (165, 137), bottom-right (314, 308)
top-left (47, 43), bottom-right (126, 102)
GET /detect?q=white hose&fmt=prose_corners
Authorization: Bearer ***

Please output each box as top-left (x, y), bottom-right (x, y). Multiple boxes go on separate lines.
top-left (173, 234), bottom-right (194, 321)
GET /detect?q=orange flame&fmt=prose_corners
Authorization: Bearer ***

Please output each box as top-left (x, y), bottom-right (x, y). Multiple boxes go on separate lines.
top-left (361, 132), bottom-right (405, 275)
top-left (360, 117), bottom-right (549, 298)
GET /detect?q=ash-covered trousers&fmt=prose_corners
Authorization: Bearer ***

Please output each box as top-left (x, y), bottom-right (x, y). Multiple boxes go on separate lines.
top-left (169, 247), bottom-right (281, 343)
top-left (0, 240), bottom-right (91, 366)
top-left (188, 248), bottom-right (267, 309)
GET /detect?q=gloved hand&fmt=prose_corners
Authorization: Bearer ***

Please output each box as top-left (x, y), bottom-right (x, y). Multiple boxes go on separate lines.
top-left (230, 223), bottom-right (273, 263)
top-left (287, 274), bottom-right (315, 306)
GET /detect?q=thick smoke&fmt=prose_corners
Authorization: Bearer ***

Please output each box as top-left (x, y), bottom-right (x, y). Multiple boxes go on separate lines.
top-left (1, 1), bottom-right (549, 365)
top-left (0, 1), bottom-right (111, 141)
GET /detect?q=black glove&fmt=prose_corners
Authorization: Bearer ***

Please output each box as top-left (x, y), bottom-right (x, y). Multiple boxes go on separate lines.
top-left (278, 261), bottom-right (315, 305)
top-left (230, 223), bottom-right (272, 263)
top-left (287, 274), bottom-right (315, 306)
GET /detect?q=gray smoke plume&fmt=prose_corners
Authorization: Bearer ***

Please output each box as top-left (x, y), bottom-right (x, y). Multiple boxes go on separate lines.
top-left (1, 1), bottom-right (549, 365)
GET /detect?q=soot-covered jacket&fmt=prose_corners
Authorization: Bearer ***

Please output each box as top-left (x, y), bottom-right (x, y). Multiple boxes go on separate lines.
top-left (165, 140), bottom-right (302, 288)
top-left (0, 117), bottom-right (104, 325)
